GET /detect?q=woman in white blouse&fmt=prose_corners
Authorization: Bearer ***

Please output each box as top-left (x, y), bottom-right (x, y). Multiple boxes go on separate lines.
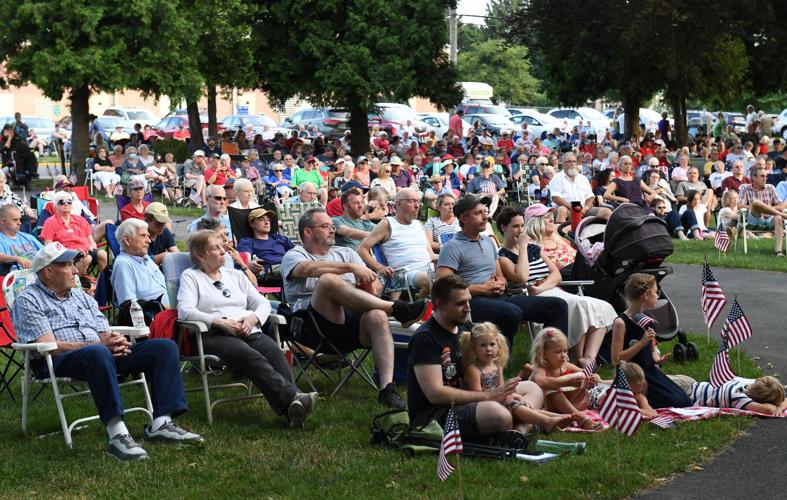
top-left (177, 230), bottom-right (316, 427)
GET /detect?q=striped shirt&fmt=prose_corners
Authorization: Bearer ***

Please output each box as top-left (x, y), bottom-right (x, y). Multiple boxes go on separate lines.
top-left (738, 183), bottom-right (781, 207)
top-left (498, 244), bottom-right (549, 283)
top-left (424, 217), bottom-right (460, 246)
top-left (689, 378), bottom-right (753, 409)
top-left (12, 280), bottom-right (109, 344)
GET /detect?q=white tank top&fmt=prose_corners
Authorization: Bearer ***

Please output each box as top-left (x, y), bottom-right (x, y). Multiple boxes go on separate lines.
top-left (380, 216), bottom-right (430, 272)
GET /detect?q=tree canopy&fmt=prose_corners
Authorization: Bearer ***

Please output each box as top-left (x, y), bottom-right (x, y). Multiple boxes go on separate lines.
top-left (252, 0), bottom-right (463, 153)
top-left (457, 39), bottom-right (543, 105)
top-left (0, 0), bottom-right (200, 180)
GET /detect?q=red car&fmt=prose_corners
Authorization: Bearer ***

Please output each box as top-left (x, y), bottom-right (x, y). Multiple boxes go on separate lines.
top-left (154, 112), bottom-right (224, 140)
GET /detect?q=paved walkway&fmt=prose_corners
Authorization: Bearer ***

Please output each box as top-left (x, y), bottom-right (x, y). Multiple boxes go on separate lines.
top-left (640, 263), bottom-right (787, 498)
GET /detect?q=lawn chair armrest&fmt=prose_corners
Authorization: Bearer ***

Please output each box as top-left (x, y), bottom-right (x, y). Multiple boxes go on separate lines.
top-left (12, 342), bottom-right (58, 353)
top-left (561, 280), bottom-right (595, 287)
top-left (176, 320), bottom-right (209, 333)
top-left (268, 313), bottom-right (286, 326)
top-left (112, 326), bottom-right (150, 338)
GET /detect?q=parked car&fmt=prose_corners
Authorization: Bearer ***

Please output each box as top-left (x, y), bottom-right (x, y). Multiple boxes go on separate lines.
top-left (772, 109), bottom-right (787, 140)
top-left (463, 113), bottom-right (517, 137)
top-left (719, 112), bottom-right (747, 134)
top-left (456, 103), bottom-right (512, 118)
top-left (0, 115), bottom-right (56, 145)
top-left (506, 108), bottom-right (562, 139)
top-left (282, 108), bottom-right (350, 137)
top-left (102, 107), bottom-right (159, 128)
top-left (220, 114), bottom-right (288, 140)
top-left (546, 107), bottom-right (609, 136)
top-left (417, 112), bottom-right (472, 139)
top-left (154, 113), bottom-right (219, 140)
top-left (91, 116), bottom-right (134, 143)
top-left (367, 103), bottom-right (429, 137)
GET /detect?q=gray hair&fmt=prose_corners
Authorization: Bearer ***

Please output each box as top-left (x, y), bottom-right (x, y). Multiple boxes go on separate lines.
top-left (233, 178), bottom-right (254, 192)
top-left (116, 219), bottom-right (148, 252)
top-left (298, 181), bottom-right (316, 194)
top-left (195, 217), bottom-right (224, 232)
top-left (138, 144), bottom-right (149, 154)
top-left (187, 229), bottom-right (218, 266)
top-left (298, 207), bottom-right (326, 239)
top-left (53, 191), bottom-right (72, 204)
top-left (562, 151), bottom-right (577, 163)
top-left (206, 184), bottom-right (225, 198)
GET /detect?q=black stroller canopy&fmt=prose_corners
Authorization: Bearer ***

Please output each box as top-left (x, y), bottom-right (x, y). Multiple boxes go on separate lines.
top-left (600, 203), bottom-right (673, 272)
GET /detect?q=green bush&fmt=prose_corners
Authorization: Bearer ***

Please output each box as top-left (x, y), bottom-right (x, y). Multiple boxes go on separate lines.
top-left (154, 138), bottom-right (190, 163)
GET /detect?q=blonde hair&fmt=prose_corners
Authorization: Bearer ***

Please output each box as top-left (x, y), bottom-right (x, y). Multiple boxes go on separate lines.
top-left (530, 328), bottom-right (568, 368)
top-left (721, 189), bottom-right (738, 208)
top-left (745, 376), bottom-right (785, 405)
top-left (624, 273), bottom-right (656, 302)
top-left (459, 322), bottom-right (509, 370)
top-left (619, 361), bottom-right (647, 395)
top-left (525, 214), bottom-right (547, 243)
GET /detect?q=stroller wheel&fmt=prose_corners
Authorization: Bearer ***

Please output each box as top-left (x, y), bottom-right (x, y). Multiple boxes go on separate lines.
top-left (673, 343), bottom-right (687, 364)
top-left (686, 342), bottom-right (699, 362)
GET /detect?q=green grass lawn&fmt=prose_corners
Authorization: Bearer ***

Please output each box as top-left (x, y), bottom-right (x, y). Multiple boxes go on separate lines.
top-left (0, 333), bottom-right (765, 498)
top-left (666, 238), bottom-right (787, 272)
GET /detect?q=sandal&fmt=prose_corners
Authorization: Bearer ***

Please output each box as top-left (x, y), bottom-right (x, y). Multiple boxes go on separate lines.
top-left (776, 251), bottom-right (785, 258)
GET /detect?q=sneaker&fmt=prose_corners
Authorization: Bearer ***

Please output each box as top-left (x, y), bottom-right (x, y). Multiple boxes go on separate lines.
top-left (107, 433), bottom-right (149, 461)
top-left (143, 421), bottom-right (204, 446)
top-left (391, 299), bottom-right (429, 328)
top-left (377, 383), bottom-right (405, 410)
top-left (287, 399), bottom-right (307, 428)
top-left (297, 391), bottom-right (318, 414)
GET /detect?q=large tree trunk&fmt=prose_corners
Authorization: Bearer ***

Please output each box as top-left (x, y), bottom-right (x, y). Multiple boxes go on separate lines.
top-left (70, 84), bottom-right (91, 184)
top-left (669, 93), bottom-right (689, 147)
top-left (349, 100), bottom-right (370, 155)
top-left (186, 99), bottom-right (205, 152)
top-left (622, 93), bottom-right (642, 142)
top-left (207, 84), bottom-right (218, 138)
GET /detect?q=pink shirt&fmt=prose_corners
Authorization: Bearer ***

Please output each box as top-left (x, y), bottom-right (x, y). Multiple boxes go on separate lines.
top-left (40, 215), bottom-right (92, 252)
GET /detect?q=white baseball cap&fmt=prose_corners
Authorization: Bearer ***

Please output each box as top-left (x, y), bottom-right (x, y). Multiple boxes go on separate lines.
top-left (32, 242), bottom-right (81, 273)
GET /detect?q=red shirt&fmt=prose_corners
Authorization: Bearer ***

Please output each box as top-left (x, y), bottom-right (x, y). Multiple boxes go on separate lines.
top-left (40, 215), bottom-right (92, 252)
top-left (204, 167), bottom-right (236, 186)
top-left (326, 197), bottom-right (343, 217)
top-left (721, 176), bottom-right (750, 192)
top-left (448, 114), bottom-right (464, 138)
top-left (496, 139), bottom-right (515, 153)
top-left (173, 129), bottom-right (189, 141)
top-left (120, 201), bottom-right (150, 221)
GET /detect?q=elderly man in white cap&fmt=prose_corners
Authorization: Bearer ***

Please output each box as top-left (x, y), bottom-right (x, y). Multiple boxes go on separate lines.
top-left (12, 243), bottom-right (203, 461)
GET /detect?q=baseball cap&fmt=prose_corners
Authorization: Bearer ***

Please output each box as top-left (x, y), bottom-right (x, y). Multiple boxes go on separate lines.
top-left (128, 178), bottom-right (145, 190)
top-left (341, 180), bottom-right (365, 193)
top-left (389, 156), bottom-right (403, 166)
top-left (224, 178), bottom-right (236, 188)
top-left (453, 193), bottom-right (491, 218)
top-left (306, 155), bottom-right (318, 164)
top-left (144, 202), bottom-right (172, 224)
top-left (356, 155), bottom-right (369, 164)
top-left (248, 207), bottom-right (273, 222)
top-left (32, 242), bottom-right (81, 273)
top-left (441, 159), bottom-right (454, 167)
top-left (648, 157), bottom-right (660, 167)
top-left (193, 150), bottom-right (205, 157)
top-left (54, 177), bottom-right (73, 190)
top-left (524, 203), bottom-right (555, 220)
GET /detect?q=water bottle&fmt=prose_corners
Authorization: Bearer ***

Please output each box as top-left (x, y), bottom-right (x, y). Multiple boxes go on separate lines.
top-left (534, 439), bottom-right (588, 455)
top-left (130, 300), bottom-right (146, 328)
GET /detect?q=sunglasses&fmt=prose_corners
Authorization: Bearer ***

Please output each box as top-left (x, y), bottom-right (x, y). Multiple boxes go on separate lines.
top-left (57, 199), bottom-right (73, 206)
top-left (212, 196), bottom-right (227, 201)
top-left (213, 281), bottom-right (232, 298)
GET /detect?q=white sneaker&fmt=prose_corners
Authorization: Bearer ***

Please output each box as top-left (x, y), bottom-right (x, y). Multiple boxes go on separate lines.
top-left (143, 421), bottom-right (204, 446)
top-left (107, 433), bottom-right (149, 461)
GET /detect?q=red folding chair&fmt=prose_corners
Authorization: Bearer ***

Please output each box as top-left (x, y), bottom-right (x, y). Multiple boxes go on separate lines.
top-left (0, 284), bottom-right (23, 400)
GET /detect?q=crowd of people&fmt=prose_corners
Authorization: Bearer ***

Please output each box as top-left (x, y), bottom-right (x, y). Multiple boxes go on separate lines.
top-left (3, 103), bottom-right (787, 461)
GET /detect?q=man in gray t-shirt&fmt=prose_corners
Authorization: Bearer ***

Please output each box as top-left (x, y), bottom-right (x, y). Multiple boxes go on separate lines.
top-left (332, 188), bottom-right (376, 250)
top-left (279, 207), bottom-right (429, 409)
top-left (436, 194), bottom-right (568, 346)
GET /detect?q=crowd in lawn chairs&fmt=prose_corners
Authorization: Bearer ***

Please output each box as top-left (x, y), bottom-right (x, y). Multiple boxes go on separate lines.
top-left (0, 104), bottom-right (785, 462)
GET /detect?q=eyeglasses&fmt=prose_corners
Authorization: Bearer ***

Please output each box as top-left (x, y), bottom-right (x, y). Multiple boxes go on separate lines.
top-left (130, 186), bottom-right (144, 191)
top-left (212, 196), bottom-right (227, 201)
top-left (400, 198), bottom-right (421, 204)
top-left (309, 223), bottom-right (336, 232)
top-left (212, 281), bottom-right (232, 298)
top-left (57, 199), bottom-right (73, 206)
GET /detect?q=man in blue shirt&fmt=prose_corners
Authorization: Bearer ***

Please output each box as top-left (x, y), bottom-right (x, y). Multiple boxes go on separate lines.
top-left (0, 204), bottom-right (43, 272)
top-left (187, 184), bottom-right (232, 240)
top-left (237, 207), bottom-right (294, 276)
top-left (111, 219), bottom-right (169, 313)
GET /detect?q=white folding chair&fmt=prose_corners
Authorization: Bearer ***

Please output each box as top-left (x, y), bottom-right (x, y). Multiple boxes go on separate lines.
top-left (162, 252), bottom-right (287, 424)
top-left (5, 270), bottom-right (153, 449)
top-left (737, 207), bottom-right (787, 254)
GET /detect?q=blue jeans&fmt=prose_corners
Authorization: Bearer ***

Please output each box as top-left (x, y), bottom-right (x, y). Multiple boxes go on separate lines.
top-left (665, 209), bottom-right (699, 237)
top-left (52, 338), bottom-right (187, 423)
top-left (469, 294), bottom-right (569, 347)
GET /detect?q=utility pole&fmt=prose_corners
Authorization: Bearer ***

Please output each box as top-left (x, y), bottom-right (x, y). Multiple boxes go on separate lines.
top-left (449, 8), bottom-right (458, 63)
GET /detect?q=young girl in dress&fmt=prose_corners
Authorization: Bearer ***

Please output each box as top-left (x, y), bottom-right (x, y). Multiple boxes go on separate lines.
top-left (529, 328), bottom-right (603, 430)
top-left (611, 274), bottom-right (692, 408)
top-left (587, 360), bottom-right (658, 418)
top-left (459, 323), bottom-right (573, 433)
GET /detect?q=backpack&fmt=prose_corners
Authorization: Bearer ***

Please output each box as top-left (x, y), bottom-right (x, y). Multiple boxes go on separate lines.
top-left (370, 409), bottom-right (443, 456)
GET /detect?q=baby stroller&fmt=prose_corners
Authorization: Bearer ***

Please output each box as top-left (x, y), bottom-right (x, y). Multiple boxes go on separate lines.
top-left (569, 203), bottom-right (699, 362)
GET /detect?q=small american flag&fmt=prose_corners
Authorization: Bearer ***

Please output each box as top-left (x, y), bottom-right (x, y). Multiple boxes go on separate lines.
top-left (599, 365), bottom-right (642, 436)
top-left (650, 414), bottom-right (676, 429)
top-left (722, 298), bottom-right (752, 349)
top-left (437, 408), bottom-right (463, 481)
top-left (582, 358), bottom-right (598, 379)
top-left (701, 261), bottom-right (727, 329)
top-left (634, 313), bottom-right (656, 330)
top-left (714, 222), bottom-right (730, 253)
top-left (710, 334), bottom-right (736, 387)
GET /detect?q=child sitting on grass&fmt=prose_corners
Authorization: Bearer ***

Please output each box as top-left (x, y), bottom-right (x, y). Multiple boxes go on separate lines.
top-left (459, 322), bottom-right (573, 434)
top-left (588, 360), bottom-right (658, 418)
top-left (528, 327), bottom-right (603, 430)
top-left (689, 376), bottom-right (787, 416)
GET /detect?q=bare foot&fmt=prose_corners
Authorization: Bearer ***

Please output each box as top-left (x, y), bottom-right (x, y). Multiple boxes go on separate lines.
top-left (542, 414), bottom-right (574, 433)
top-left (575, 414), bottom-right (603, 430)
top-left (577, 357), bottom-right (594, 369)
top-left (518, 363), bottom-right (534, 380)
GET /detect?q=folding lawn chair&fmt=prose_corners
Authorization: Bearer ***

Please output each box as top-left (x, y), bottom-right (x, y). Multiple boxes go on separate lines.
top-left (5, 269), bottom-right (153, 448)
top-left (736, 207), bottom-right (787, 254)
top-left (371, 244), bottom-right (418, 301)
top-left (161, 252), bottom-right (288, 424)
top-left (276, 201), bottom-right (322, 245)
top-left (0, 289), bottom-right (23, 400)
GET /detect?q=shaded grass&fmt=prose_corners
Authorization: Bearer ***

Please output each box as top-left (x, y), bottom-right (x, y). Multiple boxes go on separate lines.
top-left (0, 333), bottom-right (766, 499)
